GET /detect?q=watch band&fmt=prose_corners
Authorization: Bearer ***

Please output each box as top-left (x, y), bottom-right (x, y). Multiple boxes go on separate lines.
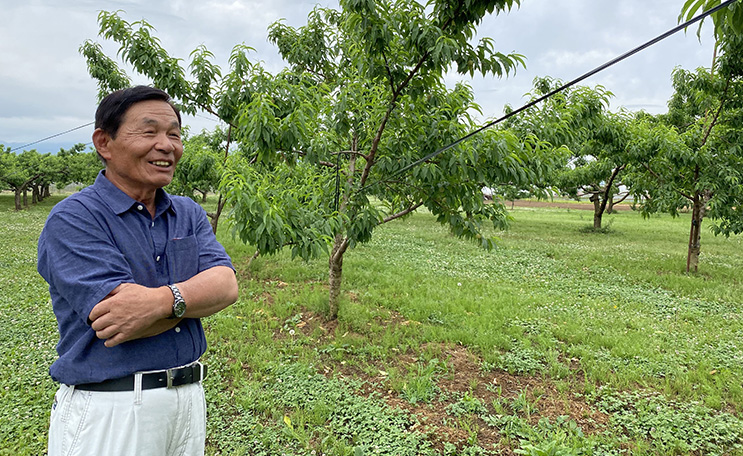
top-left (167, 284), bottom-right (186, 319)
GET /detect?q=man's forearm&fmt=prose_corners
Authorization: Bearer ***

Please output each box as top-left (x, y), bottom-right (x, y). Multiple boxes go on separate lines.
top-left (138, 318), bottom-right (182, 339)
top-left (175, 265), bottom-right (238, 319)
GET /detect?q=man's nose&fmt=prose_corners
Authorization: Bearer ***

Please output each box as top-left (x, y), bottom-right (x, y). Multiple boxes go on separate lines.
top-left (154, 132), bottom-right (176, 152)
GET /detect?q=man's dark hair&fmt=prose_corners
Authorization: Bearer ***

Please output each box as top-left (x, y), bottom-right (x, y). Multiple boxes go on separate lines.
top-left (95, 85), bottom-right (182, 138)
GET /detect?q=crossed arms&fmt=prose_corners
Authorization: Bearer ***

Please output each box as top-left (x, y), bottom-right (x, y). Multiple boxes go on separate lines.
top-left (89, 265), bottom-right (238, 348)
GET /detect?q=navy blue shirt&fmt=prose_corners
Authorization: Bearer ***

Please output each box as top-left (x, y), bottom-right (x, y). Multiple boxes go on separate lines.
top-left (37, 171), bottom-right (233, 385)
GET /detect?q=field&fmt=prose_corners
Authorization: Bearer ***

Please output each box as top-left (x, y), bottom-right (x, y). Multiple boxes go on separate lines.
top-left (1, 193), bottom-right (743, 455)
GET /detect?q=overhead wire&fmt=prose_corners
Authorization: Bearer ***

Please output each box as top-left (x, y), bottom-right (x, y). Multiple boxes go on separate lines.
top-left (9, 122), bottom-right (95, 153)
top-left (7, 114), bottom-right (218, 154)
top-left (358, 0), bottom-right (739, 193)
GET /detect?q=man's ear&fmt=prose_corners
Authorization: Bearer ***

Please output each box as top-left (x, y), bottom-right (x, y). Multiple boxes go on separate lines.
top-left (92, 129), bottom-right (112, 162)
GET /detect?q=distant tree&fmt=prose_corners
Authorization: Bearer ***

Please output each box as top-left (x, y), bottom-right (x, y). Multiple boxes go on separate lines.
top-left (167, 128), bottom-right (230, 232)
top-left (54, 143), bottom-right (102, 190)
top-left (505, 77), bottom-right (639, 230)
top-left (170, 130), bottom-right (220, 204)
top-left (624, 2), bottom-right (743, 272)
top-left (630, 64), bottom-right (743, 272)
top-left (556, 111), bottom-right (643, 230)
top-left (0, 144), bottom-right (100, 211)
top-left (0, 149), bottom-right (44, 210)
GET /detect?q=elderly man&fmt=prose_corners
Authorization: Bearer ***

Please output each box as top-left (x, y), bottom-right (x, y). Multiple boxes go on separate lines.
top-left (38, 86), bottom-right (238, 455)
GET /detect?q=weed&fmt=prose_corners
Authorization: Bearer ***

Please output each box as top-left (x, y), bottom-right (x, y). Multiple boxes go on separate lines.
top-left (400, 358), bottom-right (442, 404)
top-left (446, 391), bottom-right (488, 417)
top-left (590, 387), bottom-right (743, 455)
top-left (496, 342), bottom-right (545, 375)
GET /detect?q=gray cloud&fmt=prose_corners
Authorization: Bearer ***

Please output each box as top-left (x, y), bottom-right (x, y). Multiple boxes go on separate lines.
top-left (0, 0), bottom-right (716, 153)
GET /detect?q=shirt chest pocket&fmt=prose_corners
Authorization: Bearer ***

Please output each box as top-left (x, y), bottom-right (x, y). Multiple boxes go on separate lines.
top-left (166, 235), bottom-right (199, 283)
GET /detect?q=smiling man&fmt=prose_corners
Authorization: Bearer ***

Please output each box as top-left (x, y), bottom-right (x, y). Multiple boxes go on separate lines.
top-left (37, 86), bottom-right (238, 456)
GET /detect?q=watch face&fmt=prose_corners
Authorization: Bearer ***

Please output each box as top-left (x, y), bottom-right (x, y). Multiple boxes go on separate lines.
top-left (173, 300), bottom-right (186, 318)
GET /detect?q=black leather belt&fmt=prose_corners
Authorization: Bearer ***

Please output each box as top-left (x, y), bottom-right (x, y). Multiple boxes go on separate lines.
top-left (75, 363), bottom-right (206, 391)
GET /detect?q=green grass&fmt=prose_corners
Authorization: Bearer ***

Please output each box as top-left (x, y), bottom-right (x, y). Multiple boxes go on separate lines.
top-left (3, 194), bottom-right (743, 455)
top-left (0, 195), bottom-right (61, 454)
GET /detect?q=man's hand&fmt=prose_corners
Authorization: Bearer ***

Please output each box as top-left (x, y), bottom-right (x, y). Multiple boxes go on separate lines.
top-left (89, 283), bottom-right (175, 347)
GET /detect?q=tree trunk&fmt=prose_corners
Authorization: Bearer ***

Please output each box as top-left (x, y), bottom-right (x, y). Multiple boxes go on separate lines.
top-left (328, 234), bottom-right (346, 320)
top-left (32, 185), bottom-right (39, 204)
top-left (326, 135), bottom-right (357, 320)
top-left (208, 194), bottom-right (226, 235)
top-left (22, 188), bottom-right (28, 208)
top-left (44, 185), bottom-right (51, 198)
top-left (14, 189), bottom-right (22, 211)
top-left (590, 194), bottom-right (602, 229)
top-left (201, 191), bottom-right (208, 203)
top-left (686, 194), bottom-right (705, 273)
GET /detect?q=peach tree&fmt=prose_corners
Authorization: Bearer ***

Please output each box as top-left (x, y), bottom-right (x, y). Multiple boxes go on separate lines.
top-left (81, 1), bottom-right (559, 318)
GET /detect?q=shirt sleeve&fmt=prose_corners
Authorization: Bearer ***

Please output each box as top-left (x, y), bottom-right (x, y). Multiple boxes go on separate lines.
top-left (192, 203), bottom-right (234, 273)
top-left (37, 201), bottom-right (133, 323)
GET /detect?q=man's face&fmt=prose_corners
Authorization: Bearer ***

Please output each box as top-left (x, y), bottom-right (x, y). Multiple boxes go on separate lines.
top-left (96, 99), bottom-right (183, 200)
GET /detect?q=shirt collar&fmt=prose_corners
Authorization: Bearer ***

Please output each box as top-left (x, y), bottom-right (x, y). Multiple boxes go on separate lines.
top-left (93, 170), bottom-right (175, 217)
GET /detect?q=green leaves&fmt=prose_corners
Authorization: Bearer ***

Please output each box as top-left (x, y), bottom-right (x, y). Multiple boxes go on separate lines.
top-left (189, 45), bottom-right (221, 110)
top-left (167, 128), bottom-right (225, 202)
top-left (679, 0), bottom-right (743, 40)
top-left (222, 159), bottom-right (339, 261)
top-left (78, 41), bottom-right (131, 100)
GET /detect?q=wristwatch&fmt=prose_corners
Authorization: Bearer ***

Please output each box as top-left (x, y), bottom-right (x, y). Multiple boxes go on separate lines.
top-left (167, 284), bottom-right (186, 319)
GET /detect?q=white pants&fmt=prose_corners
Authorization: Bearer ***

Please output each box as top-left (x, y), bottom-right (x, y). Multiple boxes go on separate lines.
top-left (48, 381), bottom-right (206, 456)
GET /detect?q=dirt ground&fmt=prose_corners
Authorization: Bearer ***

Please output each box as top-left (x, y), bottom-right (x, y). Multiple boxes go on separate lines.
top-left (508, 199), bottom-right (633, 211)
top-left (279, 309), bottom-right (611, 455)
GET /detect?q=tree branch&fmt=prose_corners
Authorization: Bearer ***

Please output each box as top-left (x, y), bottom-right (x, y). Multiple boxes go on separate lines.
top-left (359, 103), bottom-right (395, 187)
top-left (358, 5), bottom-right (464, 189)
top-left (381, 49), bottom-right (397, 94)
top-left (293, 150), bottom-right (339, 169)
top-left (614, 192), bottom-right (631, 205)
top-left (331, 236), bottom-right (351, 265)
top-left (701, 75), bottom-right (731, 147)
top-left (330, 150), bottom-right (367, 158)
top-left (380, 201), bottom-right (424, 224)
top-left (598, 165), bottom-right (625, 214)
top-left (247, 249), bottom-right (260, 269)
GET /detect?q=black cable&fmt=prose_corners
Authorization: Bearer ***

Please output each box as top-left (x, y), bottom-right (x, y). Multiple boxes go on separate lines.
top-left (359, 0), bottom-right (739, 193)
top-left (9, 122), bottom-right (95, 153)
top-left (334, 150), bottom-right (341, 212)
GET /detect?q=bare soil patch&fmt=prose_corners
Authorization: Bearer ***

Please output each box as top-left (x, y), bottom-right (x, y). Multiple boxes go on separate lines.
top-left (278, 308), bottom-right (610, 454)
top-left (508, 200), bottom-right (633, 211)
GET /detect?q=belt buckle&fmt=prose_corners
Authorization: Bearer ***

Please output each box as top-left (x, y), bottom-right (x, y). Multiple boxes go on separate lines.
top-left (166, 362), bottom-right (202, 388)
top-left (196, 362), bottom-right (205, 382)
top-left (166, 367), bottom-right (177, 389)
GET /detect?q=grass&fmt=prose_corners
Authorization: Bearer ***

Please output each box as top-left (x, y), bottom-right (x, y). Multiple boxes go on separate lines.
top-left (2, 193), bottom-right (743, 455)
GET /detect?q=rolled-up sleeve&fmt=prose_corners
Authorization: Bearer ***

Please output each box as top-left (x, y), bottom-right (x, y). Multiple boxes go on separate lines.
top-left (193, 204), bottom-right (234, 273)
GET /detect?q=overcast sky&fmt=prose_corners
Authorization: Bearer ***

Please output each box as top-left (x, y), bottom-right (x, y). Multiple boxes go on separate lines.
top-left (0, 0), bottom-right (716, 154)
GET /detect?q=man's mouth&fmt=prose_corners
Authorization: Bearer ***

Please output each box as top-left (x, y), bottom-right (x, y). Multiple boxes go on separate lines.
top-left (150, 161), bottom-right (172, 168)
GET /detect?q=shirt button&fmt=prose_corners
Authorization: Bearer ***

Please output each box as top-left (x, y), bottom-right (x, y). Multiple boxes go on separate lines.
top-left (156, 256), bottom-right (161, 262)
top-left (175, 327), bottom-right (181, 333)
top-left (136, 205), bottom-right (144, 211)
